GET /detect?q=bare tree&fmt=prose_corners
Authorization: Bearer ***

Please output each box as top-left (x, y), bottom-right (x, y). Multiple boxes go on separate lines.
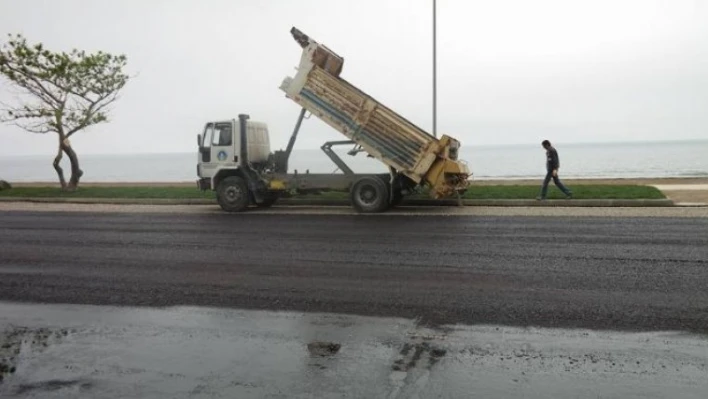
top-left (0, 34), bottom-right (129, 190)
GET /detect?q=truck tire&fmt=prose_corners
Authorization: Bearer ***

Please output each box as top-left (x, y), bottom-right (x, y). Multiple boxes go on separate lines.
top-left (390, 190), bottom-right (403, 207)
top-left (257, 193), bottom-right (279, 208)
top-left (351, 176), bottom-right (390, 213)
top-left (217, 176), bottom-right (250, 212)
top-left (377, 175), bottom-right (403, 208)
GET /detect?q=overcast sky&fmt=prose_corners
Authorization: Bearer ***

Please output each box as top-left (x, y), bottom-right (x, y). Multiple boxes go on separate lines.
top-left (1, 0), bottom-right (707, 157)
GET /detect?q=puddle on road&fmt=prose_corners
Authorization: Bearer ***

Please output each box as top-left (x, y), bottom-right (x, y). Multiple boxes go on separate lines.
top-left (0, 302), bottom-right (706, 399)
top-left (307, 341), bottom-right (341, 357)
top-left (0, 327), bottom-right (70, 383)
top-left (13, 378), bottom-right (93, 396)
top-left (391, 341), bottom-right (448, 372)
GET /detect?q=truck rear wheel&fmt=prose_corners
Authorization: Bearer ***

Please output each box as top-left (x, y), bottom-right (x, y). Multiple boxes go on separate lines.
top-left (217, 176), bottom-right (250, 212)
top-left (351, 176), bottom-right (390, 213)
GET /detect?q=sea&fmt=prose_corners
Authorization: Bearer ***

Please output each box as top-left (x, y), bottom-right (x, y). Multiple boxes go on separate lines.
top-left (1, 140), bottom-right (707, 182)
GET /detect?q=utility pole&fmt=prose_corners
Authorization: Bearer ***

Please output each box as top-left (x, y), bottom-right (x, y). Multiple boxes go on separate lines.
top-left (433, 0), bottom-right (437, 138)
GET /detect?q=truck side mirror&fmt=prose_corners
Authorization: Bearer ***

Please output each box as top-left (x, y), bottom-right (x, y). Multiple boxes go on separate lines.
top-left (197, 134), bottom-right (202, 147)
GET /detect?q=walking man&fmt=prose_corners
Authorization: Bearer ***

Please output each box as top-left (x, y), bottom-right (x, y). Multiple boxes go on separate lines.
top-left (537, 140), bottom-right (572, 200)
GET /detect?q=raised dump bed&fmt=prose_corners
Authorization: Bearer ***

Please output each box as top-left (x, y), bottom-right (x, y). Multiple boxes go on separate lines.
top-left (279, 27), bottom-right (471, 199)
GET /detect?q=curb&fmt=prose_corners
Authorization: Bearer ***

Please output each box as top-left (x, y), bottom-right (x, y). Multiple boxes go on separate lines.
top-left (0, 197), bottom-right (214, 205)
top-left (0, 197), bottom-right (676, 207)
top-left (280, 199), bottom-right (676, 207)
top-left (674, 202), bottom-right (708, 207)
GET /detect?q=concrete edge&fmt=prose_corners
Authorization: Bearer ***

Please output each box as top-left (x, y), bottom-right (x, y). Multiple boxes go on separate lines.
top-left (0, 197), bottom-right (215, 205)
top-left (0, 197), bottom-right (676, 207)
top-left (673, 202), bottom-right (708, 207)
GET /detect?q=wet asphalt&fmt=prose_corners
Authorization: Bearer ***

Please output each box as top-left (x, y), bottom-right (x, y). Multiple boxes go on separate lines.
top-left (1, 210), bottom-right (707, 333)
top-left (1, 303), bottom-right (707, 399)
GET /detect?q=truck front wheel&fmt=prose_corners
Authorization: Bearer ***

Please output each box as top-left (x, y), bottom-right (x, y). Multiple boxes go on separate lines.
top-left (217, 176), bottom-right (250, 212)
top-left (351, 176), bottom-right (390, 213)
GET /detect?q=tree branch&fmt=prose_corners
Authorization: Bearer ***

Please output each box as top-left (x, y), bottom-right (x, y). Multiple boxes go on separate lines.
top-left (8, 120), bottom-right (55, 134)
top-left (0, 109), bottom-right (51, 121)
top-left (0, 61), bottom-right (63, 107)
top-left (65, 91), bottom-right (120, 137)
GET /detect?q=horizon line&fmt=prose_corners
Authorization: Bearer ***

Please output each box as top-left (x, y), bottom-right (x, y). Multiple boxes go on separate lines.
top-left (1, 138), bottom-right (707, 158)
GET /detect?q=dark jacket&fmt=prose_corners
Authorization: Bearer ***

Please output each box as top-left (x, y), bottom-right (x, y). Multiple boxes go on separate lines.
top-left (546, 147), bottom-right (560, 171)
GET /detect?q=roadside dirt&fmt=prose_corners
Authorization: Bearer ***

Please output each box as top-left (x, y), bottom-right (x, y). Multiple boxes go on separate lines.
top-left (11, 182), bottom-right (197, 187)
top-left (468, 177), bottom-right (708, 186)
top-left (660, 190), bottom-right (708, 204)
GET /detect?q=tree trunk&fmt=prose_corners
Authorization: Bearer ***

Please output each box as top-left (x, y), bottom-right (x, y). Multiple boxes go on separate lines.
top-left (53, 134), bottom-right (67, 189)
top-left (61, 139), bottom-right (83, 191)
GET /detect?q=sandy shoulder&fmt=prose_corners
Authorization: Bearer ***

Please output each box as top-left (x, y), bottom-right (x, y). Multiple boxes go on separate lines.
top-left (0, 202), bottom-right (706, 218)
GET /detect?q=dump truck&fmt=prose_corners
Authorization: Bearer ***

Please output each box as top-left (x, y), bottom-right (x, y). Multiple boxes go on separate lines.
top-left (196, 27), bottom-right (472, 213)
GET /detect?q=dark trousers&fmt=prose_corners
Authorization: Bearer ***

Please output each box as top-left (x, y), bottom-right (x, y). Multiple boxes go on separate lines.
top-left (540, 170), bottom-right (571, 198)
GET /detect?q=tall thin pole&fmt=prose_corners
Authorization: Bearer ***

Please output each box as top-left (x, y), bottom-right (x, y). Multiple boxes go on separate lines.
top-left (433, 0), bottom-right (437, 138)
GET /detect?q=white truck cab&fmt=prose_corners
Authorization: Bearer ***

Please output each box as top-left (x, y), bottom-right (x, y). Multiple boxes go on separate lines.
top-left (196, 116), bottom-right (271, 191)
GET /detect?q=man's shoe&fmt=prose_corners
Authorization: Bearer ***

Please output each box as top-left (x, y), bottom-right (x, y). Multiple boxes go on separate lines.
top-left (565, 193), bottom-right (573, 199)
top-left (536, 196), bottom-right (546, 201)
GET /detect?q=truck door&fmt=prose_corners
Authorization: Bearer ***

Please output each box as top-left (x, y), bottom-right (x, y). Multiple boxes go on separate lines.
top-left (198, 121), bottom-right (237, 179)
top-left (199, 123), bottom-right (214, 163)
top-left (198, 123), bottom-right (216, 178)
top-left (209, 121), bottom-right (237, 166)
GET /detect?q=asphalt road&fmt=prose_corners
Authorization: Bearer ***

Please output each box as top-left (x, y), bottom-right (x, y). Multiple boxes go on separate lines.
top-left (1, 211), bottom-right (708, 333)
